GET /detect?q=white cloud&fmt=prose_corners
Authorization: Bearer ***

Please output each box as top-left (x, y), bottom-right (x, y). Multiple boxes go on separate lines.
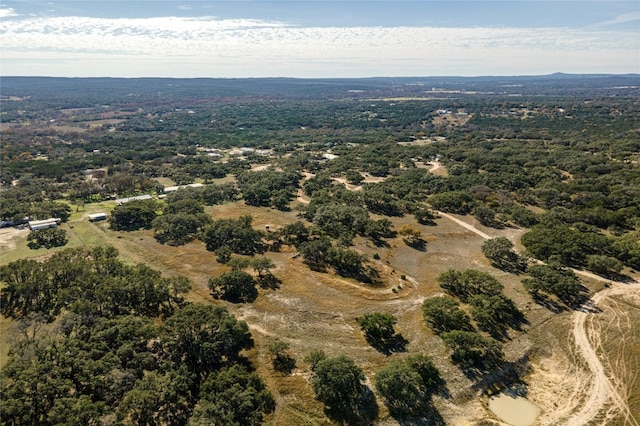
top-left (591, 11), bottom-right (640, 27)
top-left (0, 7), bottom-right (17, 18)
top-left (0, 12), bottom-right (638, 77)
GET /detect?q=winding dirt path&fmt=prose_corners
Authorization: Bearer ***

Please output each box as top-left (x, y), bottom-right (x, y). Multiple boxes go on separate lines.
top-left (564, 283), bottom-right (639, 426)
top-left (296, 171), bottom-right (314, 204)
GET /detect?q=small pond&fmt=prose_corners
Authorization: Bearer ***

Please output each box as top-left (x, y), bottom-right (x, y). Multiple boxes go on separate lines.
top-left (488, 393), bottom-right (541, 426)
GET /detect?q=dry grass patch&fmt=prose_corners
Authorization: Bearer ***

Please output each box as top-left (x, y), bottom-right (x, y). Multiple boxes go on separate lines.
top-left (595, 292), bottom-right (640, 423)
top-left (154, 176), bottom-right (176, 187)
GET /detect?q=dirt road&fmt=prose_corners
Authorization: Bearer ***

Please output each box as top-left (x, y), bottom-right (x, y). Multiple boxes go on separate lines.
top-left (435, 211), bottom-right (493, 240)
top-left (564, 283), bottom-right (639, 426)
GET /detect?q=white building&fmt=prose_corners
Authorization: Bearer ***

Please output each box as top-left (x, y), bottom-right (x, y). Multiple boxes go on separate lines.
top-left (115, 194), bottom-right (153, 205)
top-left (88, 213), bottom-right (107, 222)
top-left (28, 218), bottom-right (61, 231)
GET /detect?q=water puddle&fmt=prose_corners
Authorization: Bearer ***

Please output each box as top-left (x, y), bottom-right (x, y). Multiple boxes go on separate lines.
top-left (488, 392), bottom-right (541, 426)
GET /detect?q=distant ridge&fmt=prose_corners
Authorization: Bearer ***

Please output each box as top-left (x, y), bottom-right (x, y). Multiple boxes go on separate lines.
top-left (2, 74), bottom-right (639, 102)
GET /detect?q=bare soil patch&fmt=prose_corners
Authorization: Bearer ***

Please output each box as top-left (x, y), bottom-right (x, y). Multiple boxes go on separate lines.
top-left (0, 227), bottom-right (29, 253)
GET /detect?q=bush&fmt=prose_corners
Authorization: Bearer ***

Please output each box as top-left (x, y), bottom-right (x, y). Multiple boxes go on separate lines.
top-left (268, 341), bottom-right (296, 374)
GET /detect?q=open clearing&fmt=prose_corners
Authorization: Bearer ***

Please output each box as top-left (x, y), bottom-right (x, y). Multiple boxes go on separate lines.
top-left (1, 200), bottom-right (638, 425)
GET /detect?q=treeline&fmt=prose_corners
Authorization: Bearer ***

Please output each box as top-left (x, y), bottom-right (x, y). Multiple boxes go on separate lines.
top-left (0, 247), bottom-right (274, 425)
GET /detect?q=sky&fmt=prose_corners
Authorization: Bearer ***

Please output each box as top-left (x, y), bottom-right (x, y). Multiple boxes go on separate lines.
top-left (0, 1), bottom-right (639, 78)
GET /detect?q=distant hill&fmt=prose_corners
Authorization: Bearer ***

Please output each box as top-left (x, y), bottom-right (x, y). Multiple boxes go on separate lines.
top-left (1, 74), bottom-right (639, 104)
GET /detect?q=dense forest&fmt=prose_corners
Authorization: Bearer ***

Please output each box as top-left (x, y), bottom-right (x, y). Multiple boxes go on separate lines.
top-left (1, 75), bottom-right (639, 425)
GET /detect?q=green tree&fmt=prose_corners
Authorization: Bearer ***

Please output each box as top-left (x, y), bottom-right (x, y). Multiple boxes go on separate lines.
top-left (374, 355), bottom-right (440, 415)
top-left (509, 204), bottom-right (539, 227)
top-left (190, 364), bottom-right (274, 426)
top-left (398, 224), bottom-right (425, 249)
top-left (163, 198), bottom-right (205, 215)
top-left (227, 256), bottom-right (250, 272)
top-left (521, 221), bottom-right (590, 266)
top-left (118, 369), bottom-right (194, 426)
top-left (414, 208), bottom-right (437, 225)
top-left (203, 215), bottom-right (264, 255)
top-left (152, 213), bottom-right (211, 246)
top-left (310, 204), bottom-right (369, 241)
top-left (363, 218), bottom-right (396, 244)
top-left (406, 354), bottom-right (441, 389)
top-left (428, 191), bottom-right (475, 214)
top-left (469, 294), bottom-right (521, 335)
top-left (611, 231), bottom-right (640, 270)
top-left (47, 395), bottom-right (107, 426)
top-left (422, 297), bottom-right (473, 334)
top-left (311, 355), bottom-right (368, 418)
top-left (523, 263), bottom-right (587, 306)
top-left (375, 359), bottom-right (425, 414)
top-left (214, 247), bottom-right (232, 264)
top-left (109, 200), bottom-right (158, 231)
top-left (327, 246), bottom-right (367, 276)
top-left (345, 170), bottom-right (364, 185)
top-left (208, 271), bottom-right (258, 303)
top-left (437, 269), bottom-right (503, 302)
top-left (441, 330), bottom-right (503, 370)
top-left (162, 304), bottom-right (253, 378)
top-left (356, 312), bottom-right (406, 354)
top-left (304, 350), bottom-right (327, 370)
top-left (250, 257), bottom-right (275, 279)
top-left (586, 254), bottom-right (624, 277)
top-left (26, 228), bottom-right (68, 249)
top-left (199, 183), bottom-right (239, 205)
top-left (278, 221), bottom-right (309, 248)
top-left (31, 201), bottom-right (72, 222)
top-left (481, 237), bottom-right (523, 272)
top-left (472, 203), bottom-right (500, 227)
top-left (300, 237), bottom-right (332, 269)
top-left (268, 340), bottom-right (296, 374)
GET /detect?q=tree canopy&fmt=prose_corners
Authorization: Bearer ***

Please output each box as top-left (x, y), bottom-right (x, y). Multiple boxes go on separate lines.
top-left (0, 248), bottom-right (272, 426)
top-left (311, 355), bottom-right (368, 418)
top-left (374, 355), bottom-right (441, 415)
top-left (203, 215), bottom-right (265, 255)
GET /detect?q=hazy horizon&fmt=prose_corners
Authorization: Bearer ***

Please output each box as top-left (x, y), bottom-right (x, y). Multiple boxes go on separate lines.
top-left (1, 1), bottom-right (638, 78)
